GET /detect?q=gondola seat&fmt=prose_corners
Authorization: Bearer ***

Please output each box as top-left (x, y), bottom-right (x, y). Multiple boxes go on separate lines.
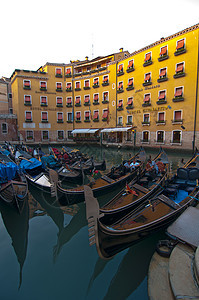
top-left (174, 168), bottom-right (189, 187)
top-left (164, 187), bottom-right (178, 199)
top-left (187, 167), bottom-right (199, 186)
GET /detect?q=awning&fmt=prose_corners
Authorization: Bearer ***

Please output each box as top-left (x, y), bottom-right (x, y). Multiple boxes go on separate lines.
top-left (72, 128), bottom-right (99, 134)
top-left (101, 127), bottom-right (132, 133)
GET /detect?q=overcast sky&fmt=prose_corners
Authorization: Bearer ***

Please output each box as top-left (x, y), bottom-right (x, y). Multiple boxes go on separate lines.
top-left (1, 0), bottom-right (199, 78)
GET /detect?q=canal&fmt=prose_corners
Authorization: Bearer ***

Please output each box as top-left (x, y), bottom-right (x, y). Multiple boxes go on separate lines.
top-left (0, 145), bottom-right (193, 300)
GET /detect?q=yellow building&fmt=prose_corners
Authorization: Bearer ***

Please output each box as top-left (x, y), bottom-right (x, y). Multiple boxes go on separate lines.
top-left (11, 23), bottom-right (199, 150)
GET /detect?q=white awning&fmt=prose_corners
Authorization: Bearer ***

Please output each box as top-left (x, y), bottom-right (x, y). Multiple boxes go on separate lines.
top-left (71, 129), bottom-right (90, 134)
top-left (88, 129), bottom-right (99, 133)
top-left (71, 128), bottom-right (100, 134)
top-left (101, 127), bottom-right (132, 133)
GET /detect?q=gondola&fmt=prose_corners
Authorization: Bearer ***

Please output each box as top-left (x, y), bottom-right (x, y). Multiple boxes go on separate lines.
top-left (85, 150), bottom-right (199, 259)
top-left (100, 148), bottom-right (169, 222)
top-left (0, 152), bottom-right (28, 214)
top-left (41, 154), bottom-right (83, 182)
top-left (50, 147), bottom-right (146, 205)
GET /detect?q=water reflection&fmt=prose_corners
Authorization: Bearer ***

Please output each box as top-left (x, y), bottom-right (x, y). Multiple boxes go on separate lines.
top-left (0, 193), bottom-right (29, 289)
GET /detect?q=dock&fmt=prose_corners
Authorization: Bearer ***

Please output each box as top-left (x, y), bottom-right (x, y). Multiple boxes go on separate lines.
top-left (148, 204), bottom-right (199, 299)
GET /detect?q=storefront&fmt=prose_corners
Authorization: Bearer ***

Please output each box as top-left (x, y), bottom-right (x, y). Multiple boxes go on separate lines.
top-left (71, 128), bottom-right (100, 142)
top-left (101, 127), bottom-right (134, 145)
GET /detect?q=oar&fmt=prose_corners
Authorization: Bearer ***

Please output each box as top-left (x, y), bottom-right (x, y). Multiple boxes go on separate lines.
top-left (18, 157), bottom-right (33, 163)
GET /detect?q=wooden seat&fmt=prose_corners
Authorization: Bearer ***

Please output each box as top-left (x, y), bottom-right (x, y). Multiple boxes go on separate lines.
top-left (133, 183), bottom-right (149, 193)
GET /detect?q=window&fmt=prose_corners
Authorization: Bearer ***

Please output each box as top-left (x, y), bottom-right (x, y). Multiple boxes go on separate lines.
top-left (84, 95), bottom-right (90, 105)
top-left (84, 111), bottom-right (90, 121)
top-left (40, 81), bottom-right (47, 90)
top-left (117, 64), bottom-right (124, 74)
top-left (77, 68), bottom-right (82, 73)
top-left (127, 60), bottom-right (134, 72)
top-left (41, 111), bottom-right (48, 122)
top-left (143, 52), bottom-right (152, 66)
top-left (157, 112), bottom-right (165, 123)
top-left (102, 75), bottom-right (109, 85)
top-left (75, 96), bottom-right (81, 106)
top-left (93, 93), bottom-right (99, 104)
top-left (75, 111), bottom-right (81, 121)
top-left (127, 97), bottom-right (133, 108)
top-left (57, 131), bottom-right (64, 140)
top-left (66, 68), bottom-right (71, 77)
top-left (158, 67), bottom-right (167, 82)
top-left (160, 46), bottom-right (167, 56)
top-left (67, 112), bottom-right (73, 122)
top-left (117, 99), bottom-right (123, 110)
top-left (127, 115), bottom-right (133, 124)
top-left (174, 110), bottom-right (182, 122)
top-left (26, 130), bottom-right (34, 140)
top-left (143, 113), bottom-right (150, 124)
top-left (84, 80), bottom-right (90, 89)
top-left (118, 116), bottom-right (123, 126)
top-left (87, 66), bottom-right (91, 71)
top-left (93, 110), bottom-right (99, 121)
top-left (66, 97), bottom-right (72, 106)
top-left (66, 82), bottom-right (72, 91)
top-left (25, 111), bottom-right (32, 122)
top-left (68, 130), bottom-right (73, 139)
top-left (40, 96), bottom-right (47, 106)
top-left (57, 112), bottom-right (63, 123)
top-left (97, 64), bottom-right (101, 69)
top-left (158, 46), bottom-right (168, 61)
top-left (102, 109), bottom-right (108, 121)
top-left (24, 95), bottom-right (32, 105)
top-left (56, 82), bottom-right (62, 91)
top-left (2, 123), bottom-right (8, 134)
top-left (75, 81), bottom-right (81, 90)
top-left (156, 131), bottom-right (164, 143)
top-left (56, 97), bottom-right (63, 107)
top-left (158, 90), bottom-right (166, 103)
top-left (175, 39), bottom-right (186, 55)
top-left (142, 131), bottom-right (149, 142)
top-left (172, 130), bottom-right (181, 143)
top-left (102, 91), bottom-right (109, 102)
top-left (127, 78), bottom-right (134, 90)
top-left (42, 131), bottom-right (49, 140)
top-left (174, 62), bottom-right (185, 78)
top-left (143, 93), bottom-right (151, 105)
top-left (173, 87), bottom-right (184, 101)
top-left (23, 80), bottom-right (31, 89)
top-left (144, 73), bottom-right (151, 83)
top-left (93, 77), bottom-right (99, 87)
top-left (118, 81), bottom-right (123, 92)
top-left (55, 68), bottom-right (62, 77)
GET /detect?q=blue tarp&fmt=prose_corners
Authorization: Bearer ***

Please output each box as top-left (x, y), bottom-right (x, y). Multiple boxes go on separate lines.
top-left (19, 158), bottom-right (42, 171)
top-left (0, 162), bottom-right (19, 183)
top-left (0, 148), bottom-right (10, 156)
top-left (41, 155), bottom-right (58, 168)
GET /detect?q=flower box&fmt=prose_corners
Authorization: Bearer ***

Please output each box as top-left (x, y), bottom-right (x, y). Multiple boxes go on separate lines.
top-left (174, 48), bottom-right (186, 56)
top-left (102, 100), bottom-right (109, 104)
top-left (84, 120), bottom-right (90, 123)
top-left (126, 86), bottom-right (134, 91)
top-left (156, 100), bottom-right (167, 105)
top-left (102, 82), bottom-right (109, 86)
top-left (84, 103), bottom-right (90, 106)
top-left (57, 120), bottom-right (63, 123)
top-left (93, 119), bottom-right (99, 122)
top-left (23, 86), bottom-right (31, 90)
top-left (56, 89), bottom-right (62, 92)
top-left (117, 71), bottom-right (124, 76)
top-left (143, 81), bottom-right (152, 87)
top-left (143, 60), bottom-right (152, 67)
top-left (25, 120), bottom-right (32, 123)
top-left (117, 107), bottom-right (123, 111)
top-left (56, 104), bottom-right (63, 107)
top-left (158, 55), bottom-right (169, 62)
top-left (117, 89), bottom-right (124, 93)
top-left (24, 102), bottom-right (32, 106)
top-left (40, 87), bottom-right (47, 91)
top-left (41, 103), bottom-right (48, 107)
top-left (173, 97), bottom-right (184, 102)
top-left (102, 118), bottom-right (108, 122)
top-left (55, 74), bottom-right (63, 78)
top-left (142, 121), bottom-right (150, 125)
top-left (142, 102), bottom-right (151, 107)
top-left (157, 77), bottom-right (168, 83)
top-left (75, 120), bottom-right (81, 123)
top-left (93, 101), bottom-right (99, 105)
top-left (83, 86), bottom-right (90, 90)
top-left (67, 120), bottom-right (73, 123)
top-left (75, 88), bottom-right (81, 91)
top-left (66, 104), bottom-right (72, 107)
top-left (93, 84), bottom-right (99, 88)
top-left (75, 103), bottom-right (81, 107)
top-left (126, 67), bottom-right (135, 73)
top-left (173, 72), bottom-right (185, 79)
top-left (66, 88), bottom-right (72, 92)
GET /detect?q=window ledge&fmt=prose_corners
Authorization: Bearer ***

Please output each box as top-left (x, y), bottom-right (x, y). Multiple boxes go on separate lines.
top-left (84, 120), bottom-right (91, 123)
top-left (126, 86), bottom-right (134, 91)
top-left (156, 121), bottom-right (166, 125)
top-left (56, 89), bottom-right (63, 92)
top-left (157, 77), bottom-right (168, 83)
top-left (173, 73), bottom-right (185, 79)
top-left (84, 103), bottom-right (90, 106)
top-left (156, 100), bottom-right (167, 105)
top-left (93, 101), bottom-right (99, 105)
top-left (93, 119), bottom-right (99, 122)
top-left (172, 120), bottom-right (183, 125)
top-left (174, 49), bottom-right (186, 56)
top-left (24, 103), bottom-right (32, 106)
top-left (83, 87), bottom-right (91, 90)
top-left (143, 81), bottom-right (152, 87)
top-left (55, 74), bottom-right (63, 78)
top-left (67, 120), bottom-right (73, 123)
top-left (126, 67), bottom-right (135, 73)
top-left (142, 102), bottom-right (151, 107)
top-left (75, 120), bottom-right (81, 123)
top-left (75, 104), bottom-right (81, 107)
top-left (75, 88), bottom-right (81, 91)
top-left (117, 89), bottom-right (124, 93)
top-left (126, 105), bottom-right (134, 109)
top-left (102, 100), bottom-right (109, 104)
top-left (117, 71), bottom-right (124, 76)
top-left (158, 55), bottom-right (169, 62)
top-left (66, 89), bottom-right (72, 92)
top-left (173, 97), bottom-right (184, 102)
top-left (143, 61), bottom-right (152, 67)
top-left (66, 104), bottom-right (72, 107)
top-left (102, 82), bottom-right (109, 86)
top-left (93, 84), bottom-right (99, 88)
top-left (40, 88), bottom-right (47, 91)
top-left (142, 122), bottom-right (150, 126)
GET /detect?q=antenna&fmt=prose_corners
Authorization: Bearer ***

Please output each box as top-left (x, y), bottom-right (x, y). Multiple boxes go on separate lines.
top-left (91, 33), bottom-right (94, 59)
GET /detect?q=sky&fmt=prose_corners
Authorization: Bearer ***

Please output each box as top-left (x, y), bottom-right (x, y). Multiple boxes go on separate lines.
top-left (1, 0), bottom-right (199, 78)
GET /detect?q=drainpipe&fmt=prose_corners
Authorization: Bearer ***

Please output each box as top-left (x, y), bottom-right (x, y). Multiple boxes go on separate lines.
top-left (116, 61), bottom-right (118, 128)
top-left (72, 65), bottom-right (75, 130)
top-left (193, 31), bottom-right (199, 152)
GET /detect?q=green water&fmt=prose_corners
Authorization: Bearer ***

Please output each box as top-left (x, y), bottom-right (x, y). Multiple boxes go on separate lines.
top-left (0, 145), bottom-right (192, 299)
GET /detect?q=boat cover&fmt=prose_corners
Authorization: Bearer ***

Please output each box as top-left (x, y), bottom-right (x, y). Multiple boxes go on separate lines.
top-left (19, 158), bottom-right (42, 171)
top-left (41, 155), bottom-right (58, 168)
top-left (0, 162), bottom-right (19, 183)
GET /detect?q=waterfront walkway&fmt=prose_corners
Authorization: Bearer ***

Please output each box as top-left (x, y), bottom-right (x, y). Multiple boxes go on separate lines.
top-left (148, 204), bottom-right (199, 299)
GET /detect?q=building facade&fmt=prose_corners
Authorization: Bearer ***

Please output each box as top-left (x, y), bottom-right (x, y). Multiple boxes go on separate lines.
top-left (0, 77), bottom-right (18, 141)
top-left (11, 24), bottom-right (199, 150)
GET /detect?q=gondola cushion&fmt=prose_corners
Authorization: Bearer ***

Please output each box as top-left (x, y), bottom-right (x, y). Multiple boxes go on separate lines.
top-left (0, 162), bottom-right (19, 183)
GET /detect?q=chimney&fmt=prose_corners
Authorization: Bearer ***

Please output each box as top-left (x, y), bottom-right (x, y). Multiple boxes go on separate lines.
top-left (119, 48), bottom-right (123, 52)
top-left (85, 56), bottom-right (88, 60)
